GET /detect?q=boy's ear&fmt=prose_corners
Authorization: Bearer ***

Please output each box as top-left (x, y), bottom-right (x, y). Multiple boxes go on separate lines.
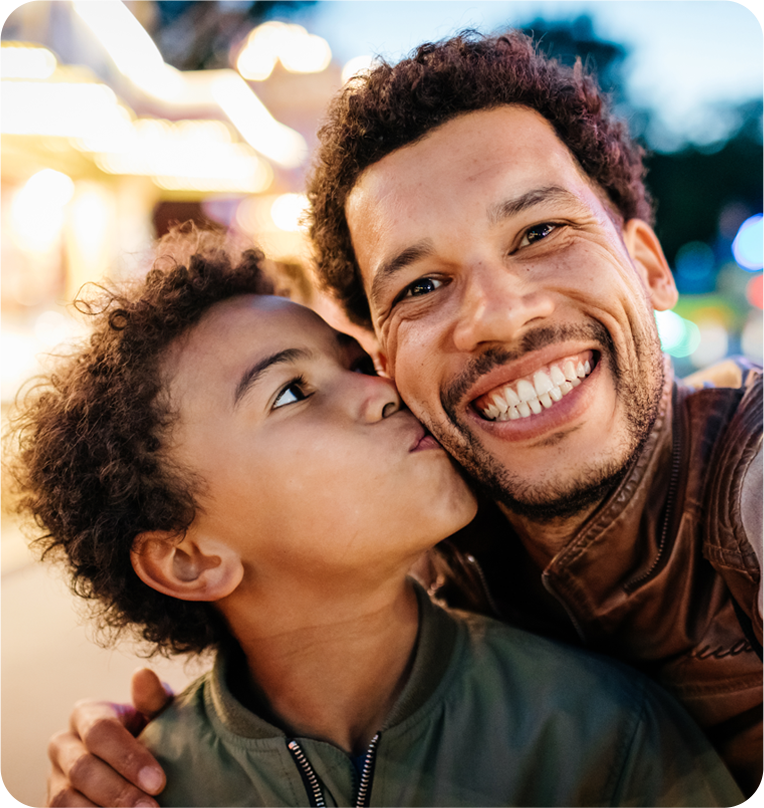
top-left (622, 219), bottom-right (678, 312)
top-left (131, 530), bottom-right (244, 602)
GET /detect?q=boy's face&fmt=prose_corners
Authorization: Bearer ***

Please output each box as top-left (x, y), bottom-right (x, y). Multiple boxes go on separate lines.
top-left (161, 296), bottom-right (476, 578)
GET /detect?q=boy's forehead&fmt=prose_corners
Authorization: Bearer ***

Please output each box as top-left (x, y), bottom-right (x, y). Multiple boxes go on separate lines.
top-left (165, 295), bottom-right (337, 374)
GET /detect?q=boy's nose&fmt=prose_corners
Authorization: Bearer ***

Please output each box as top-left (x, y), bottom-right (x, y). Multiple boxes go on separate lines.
top-left (359, 375), bottom-right (401, 422)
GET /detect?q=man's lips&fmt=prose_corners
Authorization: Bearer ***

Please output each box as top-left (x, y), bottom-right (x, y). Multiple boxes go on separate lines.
top-left (472, 349), bottom-right (597, 421)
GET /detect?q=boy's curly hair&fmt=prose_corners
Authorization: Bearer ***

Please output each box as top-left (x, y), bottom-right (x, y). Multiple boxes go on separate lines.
top-left (307, 30), bottom-right (653, 328)
top-left (6, 224), bottom-right (273, 656)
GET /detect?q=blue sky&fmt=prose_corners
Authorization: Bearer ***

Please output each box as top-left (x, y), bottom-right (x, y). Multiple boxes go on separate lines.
top-left (303, 1), bottom-right (763, 149)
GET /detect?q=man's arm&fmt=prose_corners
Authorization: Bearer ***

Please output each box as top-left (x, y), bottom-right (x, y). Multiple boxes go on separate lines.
top-left (47, 669), bottom-right (171, 807)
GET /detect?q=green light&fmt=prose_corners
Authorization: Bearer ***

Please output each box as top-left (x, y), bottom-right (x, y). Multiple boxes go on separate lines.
top-left (655, 310), bottom-right (701, 358)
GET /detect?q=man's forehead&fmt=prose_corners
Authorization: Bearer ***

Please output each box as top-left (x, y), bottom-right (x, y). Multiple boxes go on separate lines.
top-left (353, 107), bottom-right (573, 185)
top-left (345, 107), bottom-right (606, 279)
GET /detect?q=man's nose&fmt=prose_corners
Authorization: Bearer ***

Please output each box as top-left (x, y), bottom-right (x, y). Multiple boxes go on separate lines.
top-left (452, 263), bottom-right (555, 352)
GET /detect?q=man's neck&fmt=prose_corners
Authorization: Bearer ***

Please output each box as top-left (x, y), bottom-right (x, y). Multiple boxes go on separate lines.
top-left (498, 502), bottom-right (598, 570)
top-left (219, 574), bottom-right (420, 755)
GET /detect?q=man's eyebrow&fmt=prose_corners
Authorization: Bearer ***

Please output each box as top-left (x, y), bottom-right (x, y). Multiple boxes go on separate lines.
top-left (488, 185), bottom-right (584, 224)
top-left (233, 347), bottom-right (312, 408)
top-left (369, 241), bottom-right (434, 310)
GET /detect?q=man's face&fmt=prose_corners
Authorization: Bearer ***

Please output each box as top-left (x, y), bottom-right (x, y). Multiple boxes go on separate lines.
top-left (345, 106), bottom-right (677, 520)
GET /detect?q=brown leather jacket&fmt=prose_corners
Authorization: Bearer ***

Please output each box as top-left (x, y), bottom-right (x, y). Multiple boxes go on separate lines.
top-left (430, 359), bottom-right (763, 796)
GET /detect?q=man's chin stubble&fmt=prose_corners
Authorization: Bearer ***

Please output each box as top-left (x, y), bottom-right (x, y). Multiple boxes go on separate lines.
top-left (441, 357), bottom-right (664, 525)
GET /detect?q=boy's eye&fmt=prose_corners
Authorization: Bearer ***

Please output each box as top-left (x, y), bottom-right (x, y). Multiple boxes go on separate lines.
top-left (519, 222), bottom-right (557, 247)
top-left (403, 277), bottom-right (442, 299)
top-left (273, 380), bottom-right (308, 409)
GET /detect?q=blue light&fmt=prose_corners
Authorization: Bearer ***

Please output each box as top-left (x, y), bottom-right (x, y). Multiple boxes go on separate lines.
top-left (732, 214), bottom-right (763, 271)
top-left (673, 241), bottom-right (715, 293)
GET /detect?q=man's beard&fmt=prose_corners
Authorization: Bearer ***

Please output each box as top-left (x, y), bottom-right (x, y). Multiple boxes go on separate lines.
top-left (436, 321), bottom-right (666, 524)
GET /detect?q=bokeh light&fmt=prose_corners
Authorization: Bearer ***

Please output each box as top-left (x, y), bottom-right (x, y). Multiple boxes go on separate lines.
top-left (674, 241), bottom-right (715, 293)
top-left (11, 169), bottom-right (75, 253)
top-left (732, 214), bottom-right (763, 271)
top-left (270, 193), bottom-right (309, 232)
top-left (0, 42), bottom-right (57, 79)
top-left (341, 55), bottom-right (376, 84)
top-left (747, 274), bottom-right (763, 309)
top-left (655, 309), bottom-right (702, 358)
top-left (742, 314), bottom-right (763, 362)
top-left (236, 21), bottom-right (331, 81)
top-left (690, 319), bottom-right (729, 368)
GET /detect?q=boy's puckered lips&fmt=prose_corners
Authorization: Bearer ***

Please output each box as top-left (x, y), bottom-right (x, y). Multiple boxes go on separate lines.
top-left (409, 423), bottom-right (442, 452)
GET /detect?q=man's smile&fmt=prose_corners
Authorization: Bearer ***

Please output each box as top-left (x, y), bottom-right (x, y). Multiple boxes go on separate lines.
top-left (474, 349), bottom-right (597, 421)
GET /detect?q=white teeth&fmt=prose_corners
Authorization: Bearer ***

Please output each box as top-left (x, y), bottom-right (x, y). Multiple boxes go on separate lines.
top-left (533, 370), bottom-right (554, 396)
top-left (479, 354), bottom-right (595, 422)
top-left (516, 379), bottom-right (536, 402)
top-left (550, 365), bottom-right (567, 387)
top-left (490, 392), bottom-right (508, 413)
top-left (563, 360), bottom-right (578, 382)
top-left (484, 403), bottom-right (501, 419)
top-left (504, 387), bottom-right (520, 407)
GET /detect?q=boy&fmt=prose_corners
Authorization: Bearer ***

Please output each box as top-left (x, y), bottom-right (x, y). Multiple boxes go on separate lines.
top-left (9, 228), bottom-right (743, 806)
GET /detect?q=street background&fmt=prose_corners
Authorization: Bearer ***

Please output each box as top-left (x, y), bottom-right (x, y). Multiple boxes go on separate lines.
top-left (1, 2), bottom-right (762, 805)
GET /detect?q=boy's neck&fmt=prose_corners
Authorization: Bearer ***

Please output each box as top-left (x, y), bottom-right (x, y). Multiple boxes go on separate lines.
top-left (220, 575), bottom-right (420, 755)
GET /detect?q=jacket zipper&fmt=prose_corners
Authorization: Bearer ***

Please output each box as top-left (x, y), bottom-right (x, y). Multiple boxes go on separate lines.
top-left (287, 739), bottom-right (326, 807)
top-left (287, 733), bottom-right (381, 808)
top-left (623, 422), bottom-right (682, 593)
top-left (355, 733), bottom-right (380, 808)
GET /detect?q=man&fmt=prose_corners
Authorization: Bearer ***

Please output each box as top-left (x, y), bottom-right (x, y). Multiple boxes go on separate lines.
top-left (47, 30), bottom-right (762, 805)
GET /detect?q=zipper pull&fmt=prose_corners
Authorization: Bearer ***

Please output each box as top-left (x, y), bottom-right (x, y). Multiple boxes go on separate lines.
top-left (287, 739), bottom-right (327, 807)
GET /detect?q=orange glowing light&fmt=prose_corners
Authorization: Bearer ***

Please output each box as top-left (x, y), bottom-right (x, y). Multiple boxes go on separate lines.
top-left (746, 274), bottom-right (763, 310)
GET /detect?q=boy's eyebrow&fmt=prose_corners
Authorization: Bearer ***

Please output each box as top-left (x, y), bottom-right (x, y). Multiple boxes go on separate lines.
top-left (234, 348), bottom-right (312, 408)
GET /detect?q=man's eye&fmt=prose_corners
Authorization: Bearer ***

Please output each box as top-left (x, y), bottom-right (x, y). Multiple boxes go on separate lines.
top-left (519, 222), bottom-right (557, 247)
top-left (404, 277), bottom-right (443, 298)
top-left (273, 379), bottom-right (308, 409)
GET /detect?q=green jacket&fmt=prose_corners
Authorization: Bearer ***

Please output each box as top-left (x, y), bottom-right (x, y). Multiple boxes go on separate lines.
top-left (141, 585), bottom-right (743, 806)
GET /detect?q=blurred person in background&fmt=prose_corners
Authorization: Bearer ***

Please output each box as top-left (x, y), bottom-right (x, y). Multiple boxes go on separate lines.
top-left (46, 29), bottom-right (762, 805)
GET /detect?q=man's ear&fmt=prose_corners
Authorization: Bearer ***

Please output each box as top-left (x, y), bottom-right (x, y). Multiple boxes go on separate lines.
top-left (373, 348), bottom-right (391, 378)
top-left (131, 530), bottom-right (244, 602)
top-left (622, 219), bottom-right (678, 312)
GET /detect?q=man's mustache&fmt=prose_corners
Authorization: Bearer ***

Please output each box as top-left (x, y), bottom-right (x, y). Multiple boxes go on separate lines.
top-left (441, 322), bottom-right (616, 416)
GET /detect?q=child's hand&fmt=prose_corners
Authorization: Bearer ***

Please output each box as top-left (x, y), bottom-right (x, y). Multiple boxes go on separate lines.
top-left (47, 669), bottom-right (172, 807)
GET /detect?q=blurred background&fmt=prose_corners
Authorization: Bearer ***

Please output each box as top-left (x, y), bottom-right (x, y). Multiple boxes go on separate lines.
top-left (1, 1), bottom-right (762, 804)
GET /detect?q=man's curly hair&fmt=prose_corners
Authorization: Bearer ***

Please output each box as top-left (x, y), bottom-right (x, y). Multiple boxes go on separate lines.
top-left (307, 30), bottom-right (653, 328)
top-left (6, 224), bottom-right (273, 656)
